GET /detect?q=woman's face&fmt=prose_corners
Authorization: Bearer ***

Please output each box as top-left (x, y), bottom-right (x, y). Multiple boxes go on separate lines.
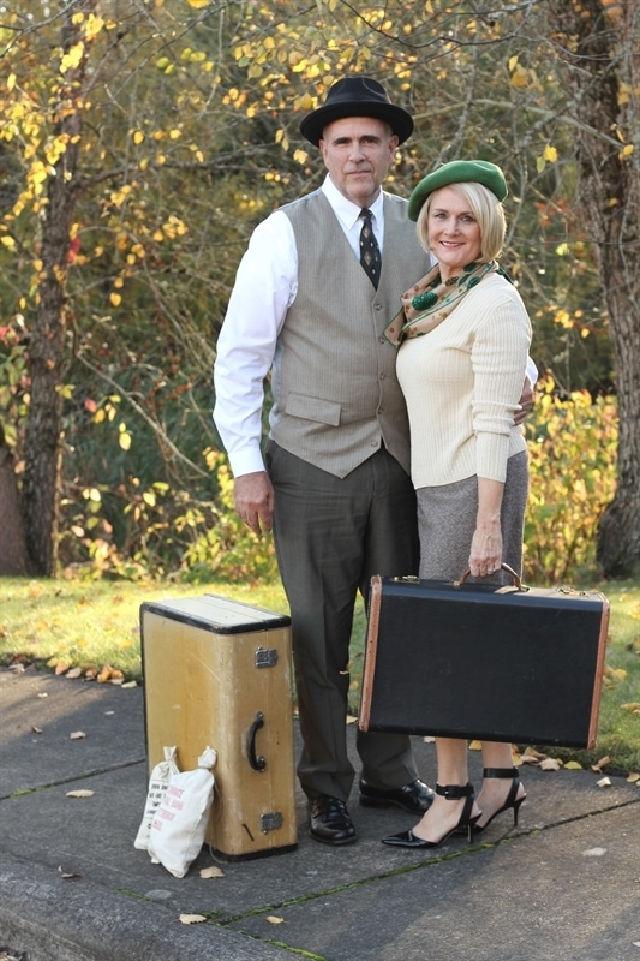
top-left (427, 186), bottom-right (482, 280)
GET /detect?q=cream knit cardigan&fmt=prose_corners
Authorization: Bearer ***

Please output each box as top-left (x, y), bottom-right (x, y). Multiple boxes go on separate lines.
top-left (396, 272), bottom-right (532, 489)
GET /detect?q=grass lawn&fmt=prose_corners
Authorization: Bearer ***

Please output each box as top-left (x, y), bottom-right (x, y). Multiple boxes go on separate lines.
top-left (1, 575), bottom-right (638, 772)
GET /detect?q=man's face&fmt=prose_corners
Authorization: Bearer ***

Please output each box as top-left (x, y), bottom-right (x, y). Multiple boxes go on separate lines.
top-left (320, 117), bottom-right (398, 208)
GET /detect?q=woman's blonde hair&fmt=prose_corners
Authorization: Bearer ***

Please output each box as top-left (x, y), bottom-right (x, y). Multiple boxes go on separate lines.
top-left (416, 181), bottom-right (506, 262)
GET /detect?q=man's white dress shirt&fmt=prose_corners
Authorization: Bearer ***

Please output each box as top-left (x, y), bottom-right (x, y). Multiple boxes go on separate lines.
top-left (213, 176), bottom-right (388, 477)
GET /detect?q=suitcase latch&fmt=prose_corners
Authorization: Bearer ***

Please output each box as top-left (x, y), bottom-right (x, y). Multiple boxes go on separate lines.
top-left (256, 647), bottom-right (278, 668)
top-left (261, 811), bottom-right (283, 834)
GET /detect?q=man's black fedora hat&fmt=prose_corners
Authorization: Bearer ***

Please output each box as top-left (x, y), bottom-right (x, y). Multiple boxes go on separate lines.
top-left (299, 76), bottom-right (413, 147)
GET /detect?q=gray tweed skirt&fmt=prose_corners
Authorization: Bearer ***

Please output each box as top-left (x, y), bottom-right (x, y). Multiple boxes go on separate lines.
top-left (416, 451), bottom-right (529, 583)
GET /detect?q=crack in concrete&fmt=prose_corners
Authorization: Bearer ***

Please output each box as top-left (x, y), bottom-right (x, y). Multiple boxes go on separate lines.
top-left (2, 787), bottom-right (638, 960)
top-left (0, 758), bottom-right (146, 801)
top-left (212, 794), bottom-right (640, 926)
top-left (251, 937), bottom-right (327, 960)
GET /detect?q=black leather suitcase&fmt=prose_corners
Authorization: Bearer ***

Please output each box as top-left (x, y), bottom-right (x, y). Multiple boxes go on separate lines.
top-left (358, 573), bottom-right (609, 748)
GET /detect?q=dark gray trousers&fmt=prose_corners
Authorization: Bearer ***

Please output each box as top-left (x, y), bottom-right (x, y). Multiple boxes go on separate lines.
top-left (265, 441), bottom-right (418, 801)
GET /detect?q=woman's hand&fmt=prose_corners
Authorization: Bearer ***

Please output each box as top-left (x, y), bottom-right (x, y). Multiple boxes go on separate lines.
top-left (468, 522), bottom-right (502, 578)
top-left (471, 478), bottom-right (504, 577)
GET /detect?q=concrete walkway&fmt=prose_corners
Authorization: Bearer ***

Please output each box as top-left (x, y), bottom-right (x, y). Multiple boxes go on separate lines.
top-left (1, 667), bottom-right (639, 961)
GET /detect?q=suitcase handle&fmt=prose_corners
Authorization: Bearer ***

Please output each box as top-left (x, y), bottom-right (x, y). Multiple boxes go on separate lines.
top-left (456, 563), bottom-right (521, 590)
top-left (246, 711), bottom-right (266, 772)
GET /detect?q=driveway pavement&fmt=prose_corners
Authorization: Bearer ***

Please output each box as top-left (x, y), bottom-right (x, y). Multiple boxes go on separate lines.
top-left (1, 668), bottom-right (639, 961)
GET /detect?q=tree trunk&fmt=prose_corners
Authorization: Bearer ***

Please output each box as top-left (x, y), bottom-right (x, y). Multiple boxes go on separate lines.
top-left (21, 3), bottom-right (95, 574)
top-left (553, 0), bottom-right (640, 577)
top-left (0, 426), bottom-right (29, 575)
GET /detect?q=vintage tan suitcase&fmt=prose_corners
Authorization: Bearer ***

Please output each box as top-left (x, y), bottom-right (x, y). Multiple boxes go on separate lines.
top-left (140, 594), bottom-right (297, 859)
top-left (359, 573), bottom-right (609, 749)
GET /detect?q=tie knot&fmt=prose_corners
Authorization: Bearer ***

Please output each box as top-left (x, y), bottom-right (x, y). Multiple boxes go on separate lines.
top-left (360, 208), bottom-right (372, 222)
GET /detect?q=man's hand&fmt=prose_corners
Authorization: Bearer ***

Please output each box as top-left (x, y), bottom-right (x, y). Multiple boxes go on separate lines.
top-left (514, 376), bottom-right (534, 427)
top-left (234, 471), bottom-right (274, 535)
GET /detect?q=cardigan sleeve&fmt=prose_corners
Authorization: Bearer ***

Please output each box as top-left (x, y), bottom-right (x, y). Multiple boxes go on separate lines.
top-left (471, 293), bottom-right (532, 482)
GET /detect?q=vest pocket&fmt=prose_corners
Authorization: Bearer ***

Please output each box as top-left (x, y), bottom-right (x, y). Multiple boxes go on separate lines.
top-left (285, 391), bottom-right (341, 426)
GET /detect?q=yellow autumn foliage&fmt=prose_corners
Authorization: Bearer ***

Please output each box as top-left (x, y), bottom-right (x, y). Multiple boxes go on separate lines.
top-left (524, 374), bottom-right (617, 583)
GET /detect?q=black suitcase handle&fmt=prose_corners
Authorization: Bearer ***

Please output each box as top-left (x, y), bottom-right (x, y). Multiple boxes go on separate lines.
top-left (246, 711), bottom-right (266, 771)
top-left (455, 563), bottom-right (521, 590)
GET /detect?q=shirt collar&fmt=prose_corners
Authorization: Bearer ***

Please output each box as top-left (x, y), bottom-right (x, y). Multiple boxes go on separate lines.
top-left (321, 175), bottom-right (384, 231)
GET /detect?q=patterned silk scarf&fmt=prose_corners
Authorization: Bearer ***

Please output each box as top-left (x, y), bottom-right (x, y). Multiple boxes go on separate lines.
top-left (385, 260), bottom-right (506, 347)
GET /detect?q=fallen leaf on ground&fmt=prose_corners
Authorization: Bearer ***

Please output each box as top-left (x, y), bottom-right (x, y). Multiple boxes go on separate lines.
top-left (121, 680), bottom-right (137, 688)
top-left (597, 776), bottom-right (612, 788)
top-left (97, 665), bottom-right (114, 683)
top-left (58, 865), bottom-right (81, 880)
top-left (468, 740), bottom-right (481, 751)
top-left (604, 666), bottom-right (628, 683)
top-left (199, 866), bottom-right (224, 879)
top-left (346, 715), bottom-right (357, 724)
top-left (66, 668), bottom-right (82, 679)
top-left (84, 668), bottom-right (97, 680)
top-left (69, 731), bottom-right (86, 740)
top-left (266, 916), bottom-right (285, 925)
top-left (66, 789), bottom-right (94, 799)
top-left (583, 847), bottom-right (606, 857)
top-left (9, 662), bottom-right (25, 674)
top-left (523, 747), bottom-right (547, 760)
top-left (564, 761), bottom-right (582, 770)
top-left (103, 710), bottom-right (115, 716)
top-left (626, 773), bottom-right (640, 783)
top-left (31, 726), bottom-right (43, 735)
top-left (591, 755), bottom-right (611, 773)
top-left (36, 692), bottom-right (48, 699)
top-left (423, 735), bottom-right (436, 743)
top-left (621, 703), bottom-right (640, 714)
top-left (54, 661), bottom-right (71, 676)
top-left (519, 755), bottom-right (541, 765)
top-left (540, 758), bottom-right (563, 771)
top-left (179, 914), bottom-right (207, 925)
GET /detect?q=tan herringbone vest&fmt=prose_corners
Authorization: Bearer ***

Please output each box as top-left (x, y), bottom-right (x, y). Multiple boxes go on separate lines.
top-left (269, 189), bottom-right (429, 477)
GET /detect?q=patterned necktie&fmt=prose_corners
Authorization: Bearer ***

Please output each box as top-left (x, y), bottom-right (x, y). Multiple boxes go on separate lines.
top-left (359, 208), bottom-right (382, 289)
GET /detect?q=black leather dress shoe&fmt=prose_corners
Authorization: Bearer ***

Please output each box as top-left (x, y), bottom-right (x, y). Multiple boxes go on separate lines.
top-left (309, 796), bottom-right (356, 846)
top-left (359, 778), bottom-right (434, 814)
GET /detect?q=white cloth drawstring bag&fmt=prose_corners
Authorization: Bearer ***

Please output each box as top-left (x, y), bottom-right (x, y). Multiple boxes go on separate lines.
top-left (133, 745), bottom-right (180, 851)
top-left (148, 746), bottom-right (217, 878)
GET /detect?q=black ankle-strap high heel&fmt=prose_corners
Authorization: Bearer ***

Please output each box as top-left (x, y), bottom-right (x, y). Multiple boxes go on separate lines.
top-left (382, 783), bottom-right (479, 848)
top-left (475, 767), bottom-right (526, 833)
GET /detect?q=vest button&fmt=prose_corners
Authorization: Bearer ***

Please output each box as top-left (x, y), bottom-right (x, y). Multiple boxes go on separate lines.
top-left (374, 303), bottom-right (383, 311)
top-left (378, 335), bottom-right (385, 344)
top-left (379, 372), bottom-right (385, 380)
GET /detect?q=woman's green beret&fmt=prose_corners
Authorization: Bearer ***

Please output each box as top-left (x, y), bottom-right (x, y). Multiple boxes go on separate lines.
top-left (408, 160), bottom-right (508, 221)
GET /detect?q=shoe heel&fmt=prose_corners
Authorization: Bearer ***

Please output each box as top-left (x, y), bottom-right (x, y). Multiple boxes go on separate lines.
top-left (479, 767), bottom-right (526, 833)
top-left (468, 814), bottom-right (481, 841)
top-left (513, 798), bottom-right (524, 827)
